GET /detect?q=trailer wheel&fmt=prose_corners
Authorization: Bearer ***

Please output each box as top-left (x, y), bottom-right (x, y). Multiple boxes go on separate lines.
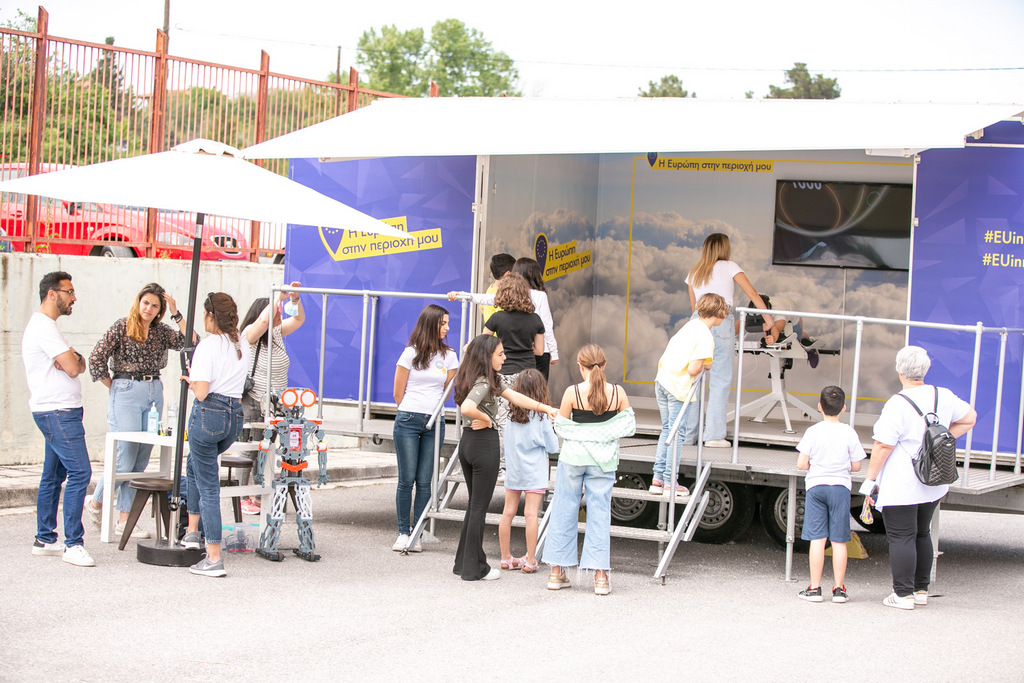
top-left (761, 487), bottom-right (809, 552)
top-left (610, 472), bottom-right (657, 528)
top-left (692, 481), bottom-right (756, 544)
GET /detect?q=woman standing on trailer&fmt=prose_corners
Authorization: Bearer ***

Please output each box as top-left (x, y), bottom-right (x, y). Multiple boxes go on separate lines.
top-left (512, 257), bottom-right (559, 380)
top-left (452, 334), bottom-right (557, 581)
top-left (684, 233), bottom-right (773, 447)
top-left (391, 304), bottom-right (459, 553)
top-left (543, 344), bottom-right (635, 596)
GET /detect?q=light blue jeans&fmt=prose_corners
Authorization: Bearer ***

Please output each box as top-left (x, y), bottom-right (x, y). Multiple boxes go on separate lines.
top-left (93, 378), bottom-right (163, 512)
top-left (684, 312), bottom-right (734, 443)
top-left (653, 381), bottom-right (695, 484)
top-left (541, 462), bottom-right (615, 571)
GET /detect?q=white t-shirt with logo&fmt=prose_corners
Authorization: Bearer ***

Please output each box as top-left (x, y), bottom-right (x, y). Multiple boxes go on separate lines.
top-left (22, 312), bottom-right (82, 412)
top-left (190, 333), bottom-right (251, 399)
top-left (686, 260), bottom-right (743, 307)
top-left (796, 420), bottom-right (866, 490)
top-left (397, 347), bottom-right (460, 414)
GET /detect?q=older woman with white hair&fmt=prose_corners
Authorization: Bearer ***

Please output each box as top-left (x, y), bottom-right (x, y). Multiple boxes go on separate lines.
top-left (861, 345), bottom-right (976, 610)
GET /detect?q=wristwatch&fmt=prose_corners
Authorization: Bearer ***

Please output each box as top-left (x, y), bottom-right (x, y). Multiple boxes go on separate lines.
top-left (171, 312), bottom-right (183, 322)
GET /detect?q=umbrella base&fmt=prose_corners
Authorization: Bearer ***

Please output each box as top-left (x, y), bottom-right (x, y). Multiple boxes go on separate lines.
top-left (137, 539), bottom-right (204, 567)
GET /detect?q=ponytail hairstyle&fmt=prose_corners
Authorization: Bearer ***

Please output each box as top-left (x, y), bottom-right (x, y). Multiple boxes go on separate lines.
top-left (577, 343), bottom-right (611, 415)
top-left (126, 283), bottom-right (167, 342)
top-left (204, 292), bottom-right (242, 359)
top-left (408, 304), bottom-right (452, 371)
top-left (509, 369), bottom-right (551, 424)
top-left (512, 257), bottom-right (546, 292)
top-left (688, 233), bottom-right (731, 289)
top-left (454, 334), bottom-right (503, 405)
top-left (494, 272), bottom-right (535, 313)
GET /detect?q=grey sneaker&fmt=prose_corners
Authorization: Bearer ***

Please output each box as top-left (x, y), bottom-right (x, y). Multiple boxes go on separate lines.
top-left (32, 539), bottom-right (63, 556)
top-left (180, 531), bottom-right (202, 550)
top-left (189, 556), bottom-right (226, 577)
top-left (798, 586), bottom-right (823, 602)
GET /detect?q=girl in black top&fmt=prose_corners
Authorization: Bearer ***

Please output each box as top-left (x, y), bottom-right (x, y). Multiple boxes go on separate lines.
top-left (452, 334), bottom-right (557, 581)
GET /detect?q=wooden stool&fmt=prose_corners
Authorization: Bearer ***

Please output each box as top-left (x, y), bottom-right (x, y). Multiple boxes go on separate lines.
top-left (220, 454), bottom-right (255, 523)
top-left (119, 478), bottom-right (172, 551)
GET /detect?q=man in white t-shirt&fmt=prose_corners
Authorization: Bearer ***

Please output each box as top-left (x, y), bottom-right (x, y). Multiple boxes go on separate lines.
top-left (22, 271), bottom-right (95, 567)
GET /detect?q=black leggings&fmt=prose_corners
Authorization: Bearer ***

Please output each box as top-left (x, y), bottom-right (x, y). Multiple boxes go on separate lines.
top-left (453, 426), bottom-right (500, 581)
top-left (882, 499), bottom-right (940, 597)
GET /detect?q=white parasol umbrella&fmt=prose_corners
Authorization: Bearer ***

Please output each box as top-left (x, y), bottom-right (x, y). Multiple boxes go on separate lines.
top-left (0, 138), bottom-right (412, 566)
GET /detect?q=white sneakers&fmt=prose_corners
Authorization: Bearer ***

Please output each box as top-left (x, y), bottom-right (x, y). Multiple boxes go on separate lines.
top-left (392, 534), bottom-right (422, 552)
top-left (704, 439), bottom-right (732, 448)
top-left (481, 567), bottom-right (501, 580)
top-left (913, 591), bottom-right (929, 606)
top-left (115, 521), bottom-right (151, 540)
top-left (882, 592), bottom-right (915, 610)
top-left (62, 545), bottom-right (96, 567)
top-left (84, 496), bottom-right (102, 528)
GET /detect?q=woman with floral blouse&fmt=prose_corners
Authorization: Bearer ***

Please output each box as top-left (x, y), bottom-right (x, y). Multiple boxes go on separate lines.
top-left (85, 283), bottom-right (192, 538)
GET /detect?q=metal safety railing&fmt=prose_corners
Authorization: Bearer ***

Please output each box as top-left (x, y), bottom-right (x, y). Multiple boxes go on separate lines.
top-left (733, 307), bottom-right (1024, 486)
top-left (263, 284), bottom-right (470, 429)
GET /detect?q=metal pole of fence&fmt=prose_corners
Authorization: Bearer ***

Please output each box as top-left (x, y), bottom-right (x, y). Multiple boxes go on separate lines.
top-left (962, 322), bottom-right (985, 487)
top-left (849, 320), bottom-right (865, 429)
top-left (732, 329), bottom-right (746, 465)
top-left (357, 293), bottom-right (369, 432)
top-left (457, 298), bottom-right (469, 438)
top-left (991, 331), bottom-right (1008, 480)
top-left (1017, 338), bottom-right (1024, 476)
top-left (317, 293), bottom-right (328, 420)
top-left (364, 296), bottom-right (379, 422)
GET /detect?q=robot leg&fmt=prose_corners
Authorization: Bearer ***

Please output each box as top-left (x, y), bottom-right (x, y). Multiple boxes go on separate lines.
top-left (256, 480), bottom-right (289, 562)
top-left (293, 479), bottom-right (320, 562)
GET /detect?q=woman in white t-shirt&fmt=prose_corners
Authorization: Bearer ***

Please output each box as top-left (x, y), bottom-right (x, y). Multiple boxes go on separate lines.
top-left (180, 292), bottom-right (250, 578)
top-left (684, 233), bottom-right (773, 447)
top-left (862, 345), bottom-right (976, 610)
top-left (391, 304), bottom-right (459, 552)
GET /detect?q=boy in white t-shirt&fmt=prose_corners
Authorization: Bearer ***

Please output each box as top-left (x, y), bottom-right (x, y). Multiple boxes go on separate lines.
top-left (795, 385), bottom-right (866, 603)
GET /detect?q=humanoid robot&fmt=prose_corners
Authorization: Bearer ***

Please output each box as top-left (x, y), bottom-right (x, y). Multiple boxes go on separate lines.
top-left (254, 387), bottom-right (328, 562)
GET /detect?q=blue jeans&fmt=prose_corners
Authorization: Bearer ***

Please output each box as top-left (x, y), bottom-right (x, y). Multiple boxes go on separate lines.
top-left (93, 378), bottom-right (163, 512)
top-left (541, 462), bottom-right (615, 571)
top-left (393, 410), bottom-right (443, 535)
top-left (684, 312), bottom-right (734, 443)
top-left (186, 394), bottom-right (243, 545)
top-left (653, 381), bottom-right (694, 483)
top-left (32, 407), bottom-right (92, 547)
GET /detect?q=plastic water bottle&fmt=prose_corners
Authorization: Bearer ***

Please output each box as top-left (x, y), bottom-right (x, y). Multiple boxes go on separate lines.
top-left (283, 299), bottom-right (299, 317)
top-left (146, 403), bottom-right (159, 433)
top-left (167, 401), bottom-right (178, 437)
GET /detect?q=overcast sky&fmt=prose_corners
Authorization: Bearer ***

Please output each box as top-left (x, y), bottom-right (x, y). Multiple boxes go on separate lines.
top-left (4, 0), bottom-right (1023, 103)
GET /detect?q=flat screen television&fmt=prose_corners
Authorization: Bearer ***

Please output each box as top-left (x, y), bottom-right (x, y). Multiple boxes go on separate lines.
top-left (772, 180), bottom-right (912, 271)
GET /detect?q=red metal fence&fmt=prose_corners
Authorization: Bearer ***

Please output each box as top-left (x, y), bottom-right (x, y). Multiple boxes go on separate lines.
top-left (0, 7), bottom-right (422, 262)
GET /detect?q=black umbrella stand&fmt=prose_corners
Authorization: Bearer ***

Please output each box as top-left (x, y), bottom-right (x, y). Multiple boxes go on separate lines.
top-left (137, 213), bottom-right (206, 566)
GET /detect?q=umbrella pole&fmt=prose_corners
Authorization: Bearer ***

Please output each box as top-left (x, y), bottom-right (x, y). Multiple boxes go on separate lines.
top-left (137, 213), bottom-right (205, 567)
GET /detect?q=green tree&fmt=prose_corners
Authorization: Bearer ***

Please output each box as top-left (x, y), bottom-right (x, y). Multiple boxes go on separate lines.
top-left (357, 19), bottom-right (519, 97)
top-left (766, 62), bottom-right (840, 99)
top-left (638, 75), bottom-right (694, 98)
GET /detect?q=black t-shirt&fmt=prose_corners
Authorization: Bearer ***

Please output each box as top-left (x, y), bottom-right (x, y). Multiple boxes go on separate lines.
top-left (484, 311), bottom-right (544, 375)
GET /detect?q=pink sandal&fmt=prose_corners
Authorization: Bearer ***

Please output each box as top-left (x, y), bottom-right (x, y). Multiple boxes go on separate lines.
top-left (501, 556), bottom-right (524, 570)
top-left (519, 556), bottom-right (539, 574)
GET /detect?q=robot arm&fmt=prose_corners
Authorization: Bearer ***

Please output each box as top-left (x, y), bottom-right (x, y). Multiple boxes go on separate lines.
top-left (254, 426), bottom-right (276, 487)
top-left (316, 427), bottom-right (328, 487)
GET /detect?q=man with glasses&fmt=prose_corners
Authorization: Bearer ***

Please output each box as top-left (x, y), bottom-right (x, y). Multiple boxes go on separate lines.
top-left (22, 271), bottom-right (95, 567)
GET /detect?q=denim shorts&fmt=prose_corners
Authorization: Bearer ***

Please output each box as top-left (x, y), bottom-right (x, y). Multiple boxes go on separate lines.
top-left (801, 484), bottom-right (852, 542)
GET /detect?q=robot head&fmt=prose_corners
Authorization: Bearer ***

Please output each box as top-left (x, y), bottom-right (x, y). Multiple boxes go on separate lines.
top-left (275, 387), bottom-right (318, 418)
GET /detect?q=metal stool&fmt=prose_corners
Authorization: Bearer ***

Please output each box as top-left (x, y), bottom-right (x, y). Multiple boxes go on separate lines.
top-left (220, 454), bottom-right (255, 523)
top-left (119, 478), bottom-right (172, 551)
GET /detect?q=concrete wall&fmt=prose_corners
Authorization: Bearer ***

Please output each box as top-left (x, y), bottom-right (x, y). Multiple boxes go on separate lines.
top-left (1, 252), bottom-right (354, 465)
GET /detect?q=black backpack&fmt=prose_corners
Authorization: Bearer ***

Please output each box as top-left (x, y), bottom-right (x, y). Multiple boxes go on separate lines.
top-left (898, 388), bottom-right (959, 486)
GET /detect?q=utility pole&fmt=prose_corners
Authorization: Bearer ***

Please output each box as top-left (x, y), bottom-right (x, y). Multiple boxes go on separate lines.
top-left (163, 0), bottom-right (170, 47)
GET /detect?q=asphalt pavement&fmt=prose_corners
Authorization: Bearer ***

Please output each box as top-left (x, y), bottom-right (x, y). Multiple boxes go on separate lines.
top-left (2, 475), bottom-right (1023, 682)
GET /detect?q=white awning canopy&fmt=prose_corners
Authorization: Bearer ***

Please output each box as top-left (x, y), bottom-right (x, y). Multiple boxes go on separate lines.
top-left (243, 97), bottom-right (1024, 161)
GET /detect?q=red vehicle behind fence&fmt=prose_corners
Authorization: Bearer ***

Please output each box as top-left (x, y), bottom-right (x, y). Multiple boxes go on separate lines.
top-left (0, 164), bottom-right (249, 260)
